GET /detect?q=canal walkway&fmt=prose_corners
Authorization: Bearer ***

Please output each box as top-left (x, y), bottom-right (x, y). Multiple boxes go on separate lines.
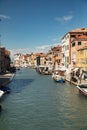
top-left (66, 78), bottom-right (87, 85)
top-left (65, 73), bottom-right (87, 85)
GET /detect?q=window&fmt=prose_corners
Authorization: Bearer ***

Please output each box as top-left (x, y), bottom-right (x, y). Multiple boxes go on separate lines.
top-left (71, 35), bottom-right (76, 38)
top-left (62, 53), bottom-right (64, 57)
top-left (80, 51), bottom-right (83, 55)
top-left (78, 35), bottom-right (81, 37)
top-left (86, 58), bottom-right (87, 64)
top-left (65, 45), bottom-right (69, 50)
top-left (66, 45), bottom-right (69, 50)
top-left (67, 57), bottom-right (69, 62)
top-left (49, 58), bottom-right (51, 61)
top-left (58, 59), bottom-right (60, 63)
top-left (80, 58), bottom-right (86, 64)
top-left (72, 42), bottom-right (75, 47)
top-left (78, 42), bottom-right (81, 46)
top-left (65, 57), bottom-right (69, 62)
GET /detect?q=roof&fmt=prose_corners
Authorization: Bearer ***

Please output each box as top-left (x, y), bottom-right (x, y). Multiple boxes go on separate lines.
top-left (51, 45), bottom-right (62, 51)
top-left (62, 28), bottom-right (87, 40)
top-left (70, 28), bottom-right (87, 33)
top-left (34, 52), bottom-right (47, 57)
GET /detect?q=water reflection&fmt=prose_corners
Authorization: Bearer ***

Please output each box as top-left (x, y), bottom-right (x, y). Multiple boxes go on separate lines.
top-left (11, 78), bottom-right (34, 93)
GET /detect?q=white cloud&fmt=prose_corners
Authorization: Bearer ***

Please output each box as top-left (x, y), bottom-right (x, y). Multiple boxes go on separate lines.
top-left (36, 45), bottom-right (52, 50)
top-left (63, 15), bottom-right (73, 21)
top-left (51, 36), bottom-right (62, 42)
top-left (36, 43), bottom-right (60, 52)
top-left (55, 15), bottom-right (73, 22)
top-left (10, 43), bottom-right (60, 57)
top-left (0, 14), bottom-right (11, 20)
top-left (52, 38), bottom-right (58, 42)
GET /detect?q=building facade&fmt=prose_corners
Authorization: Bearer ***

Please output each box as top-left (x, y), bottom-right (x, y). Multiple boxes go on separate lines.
top-left (62, 28), bottom-right (87, 69)
top-left (77, 46), bottom-right (87, 69)
top-left (0, 47), bottom-right (11, 73)
top-left (61, 34), bottom-right (70, 68)
top-left (51, 45), bottom-right (62, 68)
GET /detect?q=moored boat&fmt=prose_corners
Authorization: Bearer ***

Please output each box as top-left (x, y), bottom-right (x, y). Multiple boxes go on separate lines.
top-left (53, 75), bottom-right (65, 83)
top-left (0, 86), bottom-right (11, 94)
top-left (0, 90), bottom-right (4, 98)
top-left (36, 65), bottom-right (52, 75)
top-left (52, 69), bottom-right (66, 83)
top-left (76, 84), bottom-right (87, 97)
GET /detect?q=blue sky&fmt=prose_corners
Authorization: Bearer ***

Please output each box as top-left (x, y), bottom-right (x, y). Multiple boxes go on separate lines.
top-left (0, 0), bottom-right (87, 53)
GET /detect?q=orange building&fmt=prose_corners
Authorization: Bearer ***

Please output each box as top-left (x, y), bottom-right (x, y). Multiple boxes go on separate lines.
top-left (34, 52), bottom-right (47, 66)
top-left (70, 28), bottom-right (87, 67)
top-left (51, 45), bottom-right (62, 67)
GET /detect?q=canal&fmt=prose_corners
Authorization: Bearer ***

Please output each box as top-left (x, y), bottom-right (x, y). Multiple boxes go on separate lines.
top-left (0, 68), bottom-right (87, 130)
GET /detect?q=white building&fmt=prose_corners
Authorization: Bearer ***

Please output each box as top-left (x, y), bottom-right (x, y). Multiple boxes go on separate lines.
top-left (13, 53), bottom-right (22, 67)
top-left (61, 33), bottom-right (70, 68)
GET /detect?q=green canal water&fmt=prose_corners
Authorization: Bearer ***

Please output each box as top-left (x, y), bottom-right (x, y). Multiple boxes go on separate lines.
top-left (0, 68), bottom-right (87, 130)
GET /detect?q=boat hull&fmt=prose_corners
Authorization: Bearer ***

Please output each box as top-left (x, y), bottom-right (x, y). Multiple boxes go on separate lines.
top-left (0, 86), bottom-right (11, 94)
top-left (53, 77), bottom-right (65, 83)
top-left (77, 84), bottom-right (87, 97)
top-left (54, 79), bottom-right (65, 83)
top-left (79, 89), bottom-right (87, 97)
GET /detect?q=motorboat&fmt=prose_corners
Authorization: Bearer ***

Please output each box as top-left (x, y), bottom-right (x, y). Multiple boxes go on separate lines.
top-left (0, 90), bottom-right (4, 98)
top-left (52, 70), bottom-right (66, 83)
top-left (0, 86), bottom-right (11, 94)
top-left (53, 75), bottom-right (65, 83)
top-left (76, 84), bottom-right (87, 97)
top-left (36, 65), bottom-right (51, 75)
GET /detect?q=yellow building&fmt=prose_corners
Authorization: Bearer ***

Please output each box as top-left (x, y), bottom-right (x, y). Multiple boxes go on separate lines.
top-left (77, 46), bottom-right (87, 69)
